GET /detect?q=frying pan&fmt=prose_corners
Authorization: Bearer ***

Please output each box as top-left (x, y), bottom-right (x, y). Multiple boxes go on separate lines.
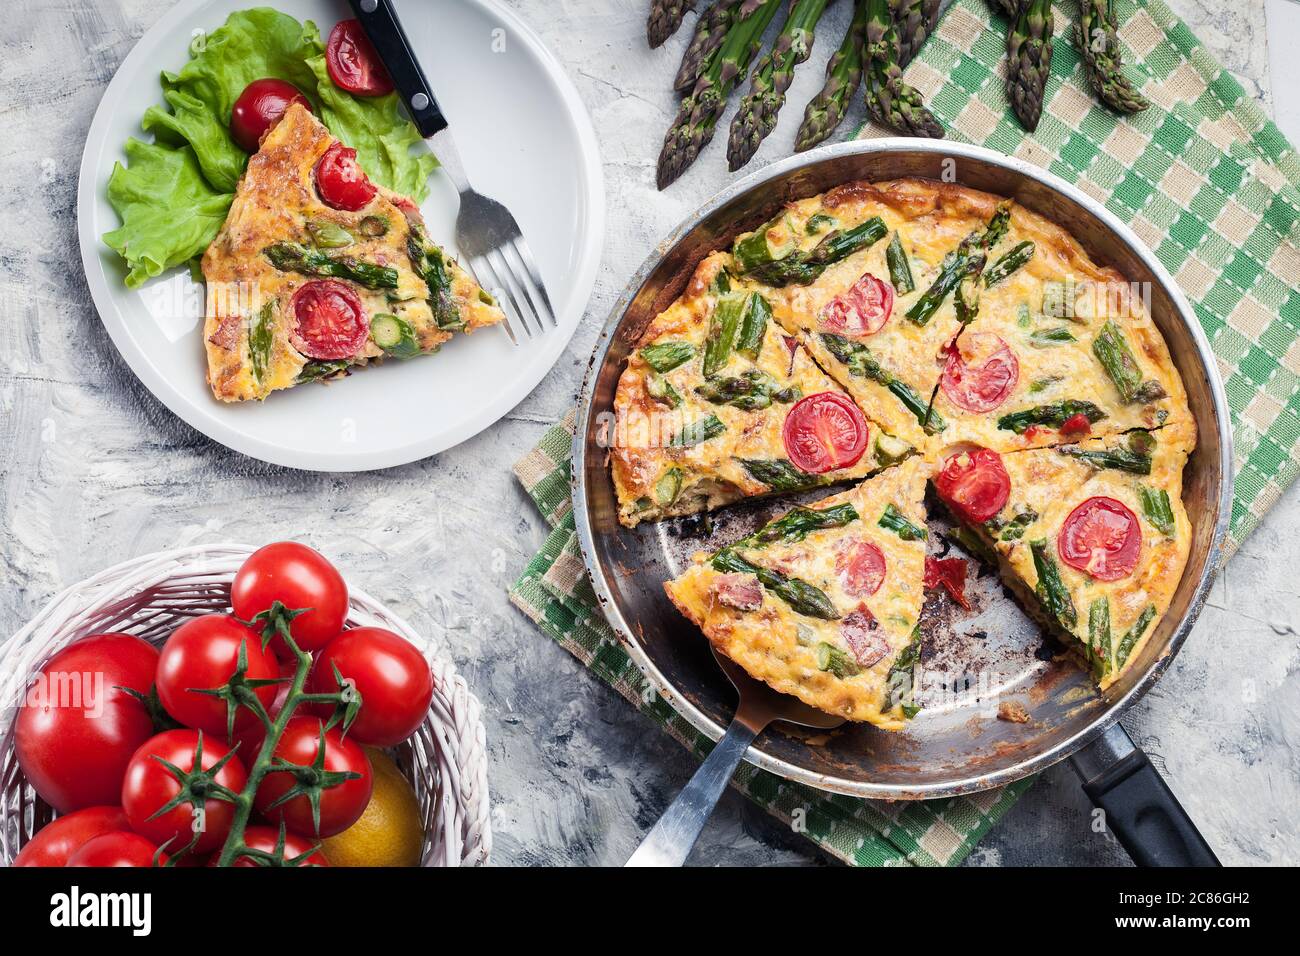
top-left (571, 141), bottom-right (1231, 866)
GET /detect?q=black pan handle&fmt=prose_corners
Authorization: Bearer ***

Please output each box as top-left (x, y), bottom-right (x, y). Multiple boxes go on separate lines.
top-left (347, 0), bottom-right (446, 137)
top-left (1070, 722), bottom-right (1220, 867)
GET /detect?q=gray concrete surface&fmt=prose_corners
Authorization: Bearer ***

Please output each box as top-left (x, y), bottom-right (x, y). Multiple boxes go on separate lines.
top-left (1, 0), bottom-right (1295, 866)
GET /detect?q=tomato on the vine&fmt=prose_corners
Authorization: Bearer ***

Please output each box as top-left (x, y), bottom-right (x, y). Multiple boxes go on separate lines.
top-left (12, 806), bottom-right (129, 867)
top-left (231, 542), bottom-right (349, 654)
top-left (121, 729), bottom-right (247, 855)
top-left (156, 615), bottom-right (280, 736)
top-left (15, 633), bottom-right (159, 813)
top-left (210, 826), bottom-right (330, 867)
top-left (67, 831), bottom-right (167, 867)
top-left (254, 717), bottom-right (372, 838)
top-left (308, 627), bottom-right (434, 746)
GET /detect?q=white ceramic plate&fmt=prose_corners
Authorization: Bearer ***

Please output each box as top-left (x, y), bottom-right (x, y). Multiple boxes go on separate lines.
top-left (78, 0), bottom-right (603, 471)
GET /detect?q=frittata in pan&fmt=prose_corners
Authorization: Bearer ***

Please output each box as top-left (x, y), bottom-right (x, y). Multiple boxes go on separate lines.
top-left (665, 458), bottom-right (929, 729)
top-left (613, 177), bottom-right (1198, 722)
top-left (610, 252), bottom-right (911, 528)
top-left (202, 103), bottom-right (503, 402)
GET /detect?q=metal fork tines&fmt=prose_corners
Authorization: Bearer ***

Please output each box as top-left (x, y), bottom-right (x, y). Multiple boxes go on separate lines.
top-left (429, 127), bottom-right (555, 345)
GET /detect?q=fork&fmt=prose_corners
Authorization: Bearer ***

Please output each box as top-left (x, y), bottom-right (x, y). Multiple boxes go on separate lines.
top-left (349, 0), bottom-right (556, 344)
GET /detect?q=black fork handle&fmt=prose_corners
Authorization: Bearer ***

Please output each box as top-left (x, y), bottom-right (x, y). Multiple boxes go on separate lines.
top-left (1071, 722), bottom-right (1220, 867)
top-left (348, 0), bottom-right (447, 136)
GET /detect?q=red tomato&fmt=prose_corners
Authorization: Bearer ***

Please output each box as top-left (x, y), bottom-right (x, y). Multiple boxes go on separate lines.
top-left (325, 19), bottom-right (394, 96)
top-left (230, 78), bottom-right (311, 152)
top-left (1060, 413), bottom-right (1092, 437)
top-left (121, 730), bottom-right (247, 854)
top-left (1057, 496), bottom-right (1141, 581)
top-left (209, 826), bottom-right (330, 867)
top-left (254, 717), bottom-right (372, 837)
top-left (819, 273), bottom-right (894, 337)
top-left (290, 280), bottom-right (369, 360)
top-left (12, 806), bottom-right (129, 867)
top-left (835, 540), bottom-right (886, 597)
top-left (308, 627), bottom-right (434, 746)
top-left (67, 831), bottom-right (167, 868)
top-left (231, 542), bottom-right (349, 654)
top-left (156, 615), bottom-right (280, 736)
top-left (924, 556), bottom-right (971, 610)
top-left (934, 447), bottom-right (1011, 524)
top-left (782, 392), bottom-right (868, 474)
top-left (939, 332), bottom-right (1019, 413)
top-left (15, 633), bottom-right (159, 813)
top-left (314, 141), bottom-right (377, 211)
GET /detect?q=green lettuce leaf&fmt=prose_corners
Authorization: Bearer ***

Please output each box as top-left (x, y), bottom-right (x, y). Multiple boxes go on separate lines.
top-left (103, 139), bottom-right (234, 288)
top-left (103, 7), bottom-right (436, 288)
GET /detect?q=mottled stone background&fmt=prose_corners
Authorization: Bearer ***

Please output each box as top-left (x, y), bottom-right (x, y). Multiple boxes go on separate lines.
top-left (1, 0), bottom-right (1295, 865)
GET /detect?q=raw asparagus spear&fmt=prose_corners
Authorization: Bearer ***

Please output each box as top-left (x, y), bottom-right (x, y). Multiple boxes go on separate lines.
top-left (1006, 0), bottom-right (1054, 132)
top-left (263, 242), bottom-right (398, 290)
top-left (1076, 0), bottom-right (1149, 114)
top-left (674, 0), bottom-right (739, 92)
top-left (891, 0), bottom-right (942, 68)
top-left (658, 0), bottom-right (783, 189)
top-left (728, 0), bottom-right (832, 171)
top-left (795, 0), bottom-right (870, 152)
top-left (863, 0), bottom-right (943, 137)
top-left (649, 0), bottom-right (697, 49)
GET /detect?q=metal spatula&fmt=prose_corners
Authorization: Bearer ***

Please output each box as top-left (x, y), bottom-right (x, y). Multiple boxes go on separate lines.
top-left (626, 646), bottom-right (846, 867)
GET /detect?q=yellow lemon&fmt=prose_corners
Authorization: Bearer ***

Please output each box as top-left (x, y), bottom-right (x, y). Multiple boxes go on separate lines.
top-left (322, 748), bottom-right (424, 867)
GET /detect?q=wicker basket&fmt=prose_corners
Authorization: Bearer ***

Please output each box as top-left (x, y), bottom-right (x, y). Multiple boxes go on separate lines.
top-left (0, 543), bottom-right (491, 866)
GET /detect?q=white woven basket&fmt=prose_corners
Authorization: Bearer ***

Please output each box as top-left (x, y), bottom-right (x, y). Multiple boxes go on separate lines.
top-left (0, 543), bottom-right (491, 867)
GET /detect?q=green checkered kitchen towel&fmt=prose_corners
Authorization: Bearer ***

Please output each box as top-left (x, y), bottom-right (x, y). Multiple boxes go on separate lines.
top-left (510, 410), bottom-right (1034, 866)
top-left (879, 0), bottom-right (1300, 556)
top-left (509, 0), bottom-right (1300, 865)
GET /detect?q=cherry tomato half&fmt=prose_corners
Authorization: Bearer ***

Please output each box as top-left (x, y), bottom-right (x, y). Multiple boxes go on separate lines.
top-left (254, 717), bottom-right (372, 838)
top-left (230, 78), bottom-right (311, 152)
top-left (782, 392), bottom-right (868, 474)
top-left (12, 806), bottom-right (129, 867)
top-left (156, 615), bottom-right (280, 736)
top-left (208, 826), bottom-right (330, 867)
top-left (308, 627), bottom-right (434, 746)
top-left (939, 332), bottom-right (1019, 413)
top-left (290, 279), bottom-right (369, 360)
top-left (231, 542), bottom-right (349, 654)
top-left (934, 447), bottom-right (1011, 524)
top-left (122, 730), bottom-right (247, 855)
top-left (1057, 496), bottom-right (1141, 581)
top-left (314, 141), bottom-right (377, 211)
top-left (325, 19), bottom-right (394, 96)
top-left (67, 831), bottom-right (167, 868)
top-left (15, 633), bottom-right (159, 814)
top-left (836, 540), bottom-right (887, 597)
top-left (819, 272), bottom-right (894, 337)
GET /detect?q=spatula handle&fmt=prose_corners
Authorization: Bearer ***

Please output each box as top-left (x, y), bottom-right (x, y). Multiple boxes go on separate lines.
top-left (625, 717), bottom-right (761, 867)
